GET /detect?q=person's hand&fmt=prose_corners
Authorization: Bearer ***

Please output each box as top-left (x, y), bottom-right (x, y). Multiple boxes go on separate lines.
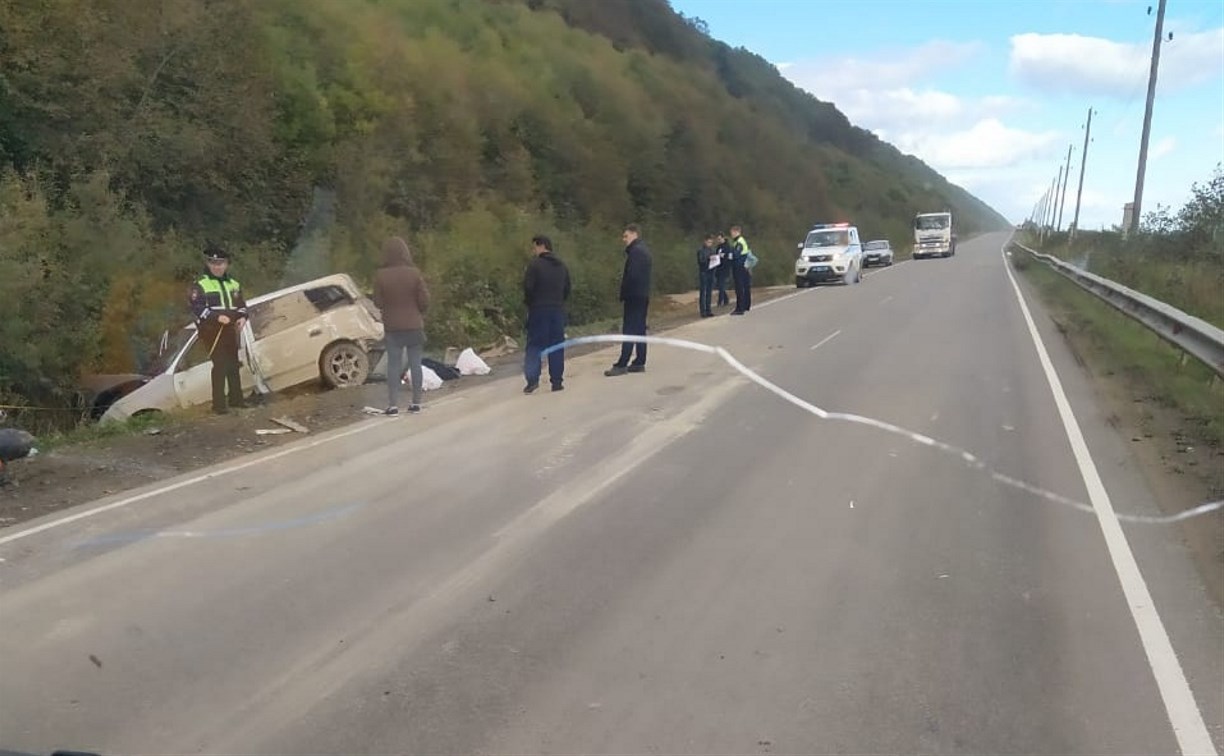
top-left (236, 317), bottom-right (247, 330)
top-left (218, 315), bottom-right (232, 325)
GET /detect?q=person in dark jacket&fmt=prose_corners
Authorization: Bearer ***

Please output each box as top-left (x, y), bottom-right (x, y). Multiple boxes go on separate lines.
top-left (715, 233), bottom-right (733, 307)
top-left (373, 236), bottom-right (431, 415)
top-left (522, 234), bottom-right (571, 394)
top-left (188, 245), bottom-right (249, 415)
top-left (697, 234), bottom-right (716, 317)
top-left (606, 224), bottom-right (652, 376)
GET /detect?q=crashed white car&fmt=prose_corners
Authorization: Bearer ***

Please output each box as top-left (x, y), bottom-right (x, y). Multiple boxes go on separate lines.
top-left (101, 274), bottom-right (385, 423)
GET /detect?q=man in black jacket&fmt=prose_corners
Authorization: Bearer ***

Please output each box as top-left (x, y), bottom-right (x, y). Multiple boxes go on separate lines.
top-left (606, 224), bottom-right (653, 376)
top-left (715, 233), bottom-right (733, 307)
top-left (697, 234), bottom-right (716, 318)
top-left (523, 235), bottom-right (571, 393)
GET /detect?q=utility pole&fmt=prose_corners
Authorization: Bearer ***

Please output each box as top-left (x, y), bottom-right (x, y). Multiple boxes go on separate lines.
top-left (1130, 0), bottom-right (1167, 235)
top-left (1046, 175), bottom-right (1058, 231)
top-left (1071, 107), bottom-right (1094, 242)
top-left (1041, 176), bottom-right (1056, 242)
top-left (1056, 144), bottom-right (1073, 232)
top-left (1052, 165), bottom-right (1064, 233)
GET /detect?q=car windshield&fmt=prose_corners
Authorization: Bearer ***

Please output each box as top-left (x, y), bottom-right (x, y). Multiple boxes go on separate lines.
top-left (865, 241), bottom-right (889, 250)
top-left (805, 230), bottom-right (850, 247)
top-left (147, 326), bottom-right (196, 375)
top-left (915, 215), bottom-right (950, 230)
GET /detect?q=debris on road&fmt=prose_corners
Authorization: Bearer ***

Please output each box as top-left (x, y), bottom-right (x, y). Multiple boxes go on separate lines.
top-left (271, 417), bottom-right (309, 434)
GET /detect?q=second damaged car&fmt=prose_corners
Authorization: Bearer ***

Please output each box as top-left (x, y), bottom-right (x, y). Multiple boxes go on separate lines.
top-left (100, 274), bottom-right (385, 423)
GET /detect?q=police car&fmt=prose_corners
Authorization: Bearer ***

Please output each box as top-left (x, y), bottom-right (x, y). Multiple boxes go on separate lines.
top-left (794, 223), bottom-right (863, 287)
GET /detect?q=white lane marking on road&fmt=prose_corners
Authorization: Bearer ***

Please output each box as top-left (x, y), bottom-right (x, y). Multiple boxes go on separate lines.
top-left (754, 287), bottom-right (817, 310)
top-left (1000, 237), bottom-right (1217, 756)
top-left (543, 334), bottom-right (1223, 526)
top-left (810, 330), bottom-right (842, 351)
top-left (880, 295), bottom-right (894, 304)
top-left (0, 395), bottom-right (468, 547)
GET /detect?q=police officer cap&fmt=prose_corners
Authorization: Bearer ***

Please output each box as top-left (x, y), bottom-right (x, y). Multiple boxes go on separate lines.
top-left (203, 244), bottom-right (230, 262)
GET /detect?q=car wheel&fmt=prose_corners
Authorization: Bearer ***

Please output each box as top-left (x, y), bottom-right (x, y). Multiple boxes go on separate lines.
top-left (320, 341), bottom-right (370, 388)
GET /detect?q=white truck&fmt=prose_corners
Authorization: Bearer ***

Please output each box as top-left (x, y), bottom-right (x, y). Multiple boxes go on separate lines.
top-left (912, 211), bottom-right (956, 259)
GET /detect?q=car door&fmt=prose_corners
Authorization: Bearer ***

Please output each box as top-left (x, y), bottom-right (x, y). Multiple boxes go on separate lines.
top-left (246, 290), bottom-right (327, 392)
top-left (171, 327), bottom-right (258, 409)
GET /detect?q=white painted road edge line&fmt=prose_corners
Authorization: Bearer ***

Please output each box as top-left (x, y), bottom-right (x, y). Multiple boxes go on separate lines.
top-left (1001, 237), bottom-right (1217, 756)
top-left (0, 395), bottom-right (469, 547)
top-left (810, 330), bottom-right (841, 351)
top-left (753, 286), bottom-right (816, 310)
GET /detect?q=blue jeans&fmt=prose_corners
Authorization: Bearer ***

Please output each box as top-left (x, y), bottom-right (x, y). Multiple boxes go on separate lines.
top-left (525, 307), bottom-right (566, 387)
top-left (698, 270), bottom-right (714, 315)
top-left (385, 329), bottom-right (424, 407)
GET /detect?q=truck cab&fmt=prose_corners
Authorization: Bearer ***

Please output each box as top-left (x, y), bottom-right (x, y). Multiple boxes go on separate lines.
top-left (912, 212), bottom-right (956, 259)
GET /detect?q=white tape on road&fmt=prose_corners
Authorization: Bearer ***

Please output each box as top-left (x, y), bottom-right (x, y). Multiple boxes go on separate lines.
top-left (1000, 238), bottom-right (1217, 756)
top-left (543, 334), bottom-right (1223, 526)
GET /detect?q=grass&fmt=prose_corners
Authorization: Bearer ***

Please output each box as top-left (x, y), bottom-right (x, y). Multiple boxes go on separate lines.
top-left (1013, 251), bottom-right (1224, 450)
top-left (1024, 231), bottom-right (1224, 330)
top-left (36, 411), bottom-right (181, 453)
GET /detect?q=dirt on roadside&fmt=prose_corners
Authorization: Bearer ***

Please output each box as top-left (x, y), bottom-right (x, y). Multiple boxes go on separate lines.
top-left (0, 287), bottom-right (794, 529)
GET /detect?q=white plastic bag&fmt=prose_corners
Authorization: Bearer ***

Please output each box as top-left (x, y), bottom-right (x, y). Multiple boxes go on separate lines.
top-left (402, 364), bottom-right (444, 391)
top-left (455, 347), bottom-right (492, 376)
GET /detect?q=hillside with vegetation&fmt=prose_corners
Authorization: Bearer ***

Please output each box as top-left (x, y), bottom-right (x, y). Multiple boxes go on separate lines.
top-left (0, 0), bottom-right (1009, 418)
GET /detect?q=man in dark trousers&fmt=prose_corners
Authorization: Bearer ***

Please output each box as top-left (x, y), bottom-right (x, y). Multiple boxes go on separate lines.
top-left (605, 223), bottom-right (652, 376)
top-left (522, 234), bottom-right (571, 394)
top-left (189, 245), bottom-right (249, 414)
top-left (715, 233), bottom-right (733, 307)
top-left (697, 233), bottom-right (716, 317)
top-left (729, 224), bottom-right (753, 315)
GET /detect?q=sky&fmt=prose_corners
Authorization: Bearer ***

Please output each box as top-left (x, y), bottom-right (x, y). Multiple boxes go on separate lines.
top-left (669, 0), bottom-right (1224, 230)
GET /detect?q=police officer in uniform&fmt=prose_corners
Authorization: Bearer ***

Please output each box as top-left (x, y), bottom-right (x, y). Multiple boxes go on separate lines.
top-left (189, 245), bottom-right (249, 414)
top-left (729, 224), bottom-right (753, 315)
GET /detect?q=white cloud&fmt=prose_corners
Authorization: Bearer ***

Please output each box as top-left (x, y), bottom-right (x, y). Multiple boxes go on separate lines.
top-left (1009, 28), bottom-right (1224, 97)
top-left (779, 40), bottom-right (1048, 175)
top-left (1151, 136), bottom-right (1177, 160)
top-left (892, 118), bottom-right (1062, 169)
top-left (783, 40), bottom-right (982, 94)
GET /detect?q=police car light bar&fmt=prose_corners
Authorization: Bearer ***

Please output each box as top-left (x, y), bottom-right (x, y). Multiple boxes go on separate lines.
top-left (811, 222), bottom-right (851, 229)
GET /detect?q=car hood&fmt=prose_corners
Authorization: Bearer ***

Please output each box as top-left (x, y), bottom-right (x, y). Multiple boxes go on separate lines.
top-left (80, 373), bottom-right (150, 395)
top-left (804, 245), bottom-right (855, 256)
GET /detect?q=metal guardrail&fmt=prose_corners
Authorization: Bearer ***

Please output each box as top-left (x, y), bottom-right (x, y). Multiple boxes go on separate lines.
top-left (1010, 240), bottom-right (1224, 378)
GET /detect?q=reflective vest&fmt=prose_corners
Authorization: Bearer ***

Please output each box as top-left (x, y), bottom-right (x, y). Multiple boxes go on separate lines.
top-left (197, 276), bottom-right (239, 308)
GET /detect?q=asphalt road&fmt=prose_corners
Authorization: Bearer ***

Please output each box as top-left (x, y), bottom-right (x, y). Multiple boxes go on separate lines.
top-left (1, 232), bottom-right (1221, 755)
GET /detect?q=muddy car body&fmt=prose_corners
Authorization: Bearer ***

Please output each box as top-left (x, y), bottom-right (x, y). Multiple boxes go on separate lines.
top-left (101, 274), bottom-right (384, 423)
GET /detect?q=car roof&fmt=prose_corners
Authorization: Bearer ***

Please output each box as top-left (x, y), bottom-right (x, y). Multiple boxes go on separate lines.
top-left (178, 273), bottom-right (364, 333)
top-left (866, 239), bottom-right (890, 245)
top-left (246, 273), bottom-right (362, 306)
